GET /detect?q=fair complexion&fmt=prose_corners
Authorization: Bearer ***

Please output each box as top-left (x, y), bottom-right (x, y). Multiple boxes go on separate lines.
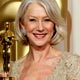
top-left (22, 4), bottom-right (54, 48)
top-left (19, 3), bottom-right (62, 80)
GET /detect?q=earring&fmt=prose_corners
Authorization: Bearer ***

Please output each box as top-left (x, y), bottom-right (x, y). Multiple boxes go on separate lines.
top-left (21, 26), bottom-right (26, 35)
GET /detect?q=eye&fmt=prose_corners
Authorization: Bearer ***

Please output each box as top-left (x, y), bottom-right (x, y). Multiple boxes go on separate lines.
top-left (29, 19), bottom-right (36, 21)
top-left (44, 18), bottom-right (51, 22)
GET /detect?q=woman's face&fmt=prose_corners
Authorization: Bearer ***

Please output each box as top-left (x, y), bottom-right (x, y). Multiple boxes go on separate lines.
top-left (21, 3), bottom-right (55, 47)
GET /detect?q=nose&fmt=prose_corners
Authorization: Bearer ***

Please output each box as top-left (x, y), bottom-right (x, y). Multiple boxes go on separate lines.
top-left (37, 21), bottom-right (44, 31)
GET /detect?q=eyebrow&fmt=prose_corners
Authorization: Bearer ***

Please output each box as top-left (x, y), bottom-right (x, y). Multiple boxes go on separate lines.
top-left (27, 15), bottom-right (49, 18)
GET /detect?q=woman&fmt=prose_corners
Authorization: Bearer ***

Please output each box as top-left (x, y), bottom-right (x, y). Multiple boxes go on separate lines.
top-left (1, 0), bottom-right (80, 80)
top-left (11, 0), bottom-right (65, 79)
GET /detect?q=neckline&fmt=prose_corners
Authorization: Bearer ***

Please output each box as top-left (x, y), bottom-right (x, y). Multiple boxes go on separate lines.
top-left (16, 51), bottom-right (67, 80)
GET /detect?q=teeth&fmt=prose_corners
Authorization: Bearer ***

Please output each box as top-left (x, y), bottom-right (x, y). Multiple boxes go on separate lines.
top-left (34, 34), bottom-right (46, 39)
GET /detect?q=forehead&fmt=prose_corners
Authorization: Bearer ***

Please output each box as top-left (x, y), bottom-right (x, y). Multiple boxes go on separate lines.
top-left (25, 3), bottom-right (47, 16)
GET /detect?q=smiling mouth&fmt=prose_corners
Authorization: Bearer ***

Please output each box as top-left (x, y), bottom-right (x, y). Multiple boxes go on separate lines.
top-left (33, 33), bottom-right (47, 39)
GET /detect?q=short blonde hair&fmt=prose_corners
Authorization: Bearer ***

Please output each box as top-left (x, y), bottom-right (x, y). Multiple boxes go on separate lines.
top-left (14, 0), bottom-right (66, 45)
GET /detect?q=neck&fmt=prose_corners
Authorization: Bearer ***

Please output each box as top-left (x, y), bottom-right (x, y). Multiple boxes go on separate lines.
top-left (28, 44), bottom-right (52, 62)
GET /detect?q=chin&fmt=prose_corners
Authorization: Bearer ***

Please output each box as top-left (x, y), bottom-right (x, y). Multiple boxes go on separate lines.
top-left (34, 41), bottom-right (49, 47)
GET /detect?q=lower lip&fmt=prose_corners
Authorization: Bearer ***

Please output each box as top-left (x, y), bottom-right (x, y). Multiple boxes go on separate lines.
top-left (33, 34), bottom-right (46, 39)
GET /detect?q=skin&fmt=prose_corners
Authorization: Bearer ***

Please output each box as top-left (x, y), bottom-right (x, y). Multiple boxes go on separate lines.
top-left (0, 72), bottom-right (7, 77)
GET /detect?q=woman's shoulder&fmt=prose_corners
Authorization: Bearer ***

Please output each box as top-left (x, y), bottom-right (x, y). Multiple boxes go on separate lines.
top-left (9, 54), bottom-right (27, 78)
top-left (62, 51), bottom-right (80, 79)
top-left (62, 51), bottom-right (80, 62)
top-left (55, 51), bottom-right (80, 73)
top-left (62, 51), bottom-right (80, 66)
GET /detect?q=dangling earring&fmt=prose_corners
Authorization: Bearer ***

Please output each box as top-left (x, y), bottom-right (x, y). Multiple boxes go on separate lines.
top-left (21, 26), bottom-right (26, 36)
top-left (20, 26), bottom-right (29, 45)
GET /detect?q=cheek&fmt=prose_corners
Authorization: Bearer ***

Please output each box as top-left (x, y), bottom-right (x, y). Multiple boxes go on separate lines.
top-left (23, 23), bottom-right (34, 32)
top-left (47, 24), bottom-right (54, 33)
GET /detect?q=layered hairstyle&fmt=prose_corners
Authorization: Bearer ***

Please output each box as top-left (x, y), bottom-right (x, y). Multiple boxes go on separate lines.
top-left (14, 0), bottom-right (66, 45)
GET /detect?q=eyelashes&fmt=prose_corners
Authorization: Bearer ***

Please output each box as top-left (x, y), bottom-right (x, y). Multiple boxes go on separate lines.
top-left (29, 18), bottom-right (51, 22)
top-left (44, 19), bottom-right (51, 21)
top-left (29, 19), bottom-right (36, 21)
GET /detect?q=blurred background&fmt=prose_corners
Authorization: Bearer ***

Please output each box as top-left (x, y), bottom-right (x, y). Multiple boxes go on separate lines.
top-left (0, 0), bottom-right (80, 71)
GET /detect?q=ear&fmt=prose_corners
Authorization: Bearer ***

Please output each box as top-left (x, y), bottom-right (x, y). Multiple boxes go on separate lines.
top-left (20, 22), bottom-right (24, 28)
